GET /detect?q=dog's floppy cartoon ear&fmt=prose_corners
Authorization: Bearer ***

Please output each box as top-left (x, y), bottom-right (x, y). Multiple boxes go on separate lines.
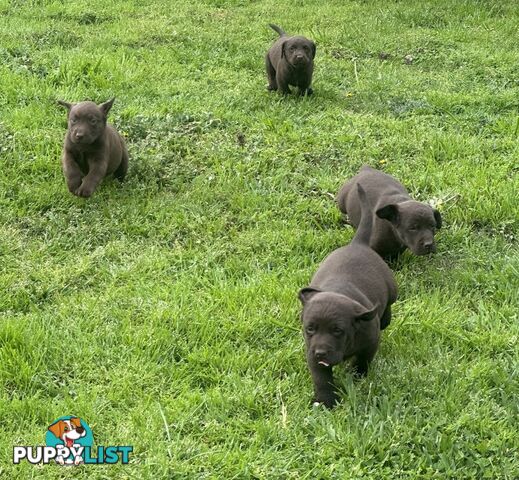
top-left (70, 417), bottom-right (82, 428)
top-left (376, 204), bottom-right (399, 225)
top-left (298, 287), bottom-right (321, 305)
top-left (433, 209), bottom-right (442, 229)
top-left (48, 420), bottom-right (65, 439)
top-left (311, 41), bottom-right (316, 59)
top-left (57, 100), bottom-right (73, 111)
top-left (98, 98), bottom-right (115, 117)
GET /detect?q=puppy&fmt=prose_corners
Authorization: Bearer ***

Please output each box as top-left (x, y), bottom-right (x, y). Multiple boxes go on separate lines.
top-left (265, 24), bottom-right (316, 96)
top-left (57, 98), bottom-right (129, 198)
top-left (336, 165), bottom-right (442, 258)
top-left (299, 184), bottom-right (397, 408)
top-left (48, 417), bottom-right (86, 465)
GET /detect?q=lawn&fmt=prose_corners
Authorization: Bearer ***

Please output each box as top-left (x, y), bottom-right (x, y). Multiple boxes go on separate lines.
top-left (0, 0), bottom-right (518, 478)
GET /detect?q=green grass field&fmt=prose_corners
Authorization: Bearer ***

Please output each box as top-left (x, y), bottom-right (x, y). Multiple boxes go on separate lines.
top-left (1, 0), bottom-right (518, 478)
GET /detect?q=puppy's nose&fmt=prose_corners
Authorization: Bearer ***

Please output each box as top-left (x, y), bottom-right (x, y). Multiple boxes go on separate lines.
top-left (74, 131), bottom-right (84, 140)
top-left (314, 349), bottom-right (327, 360)
top-left (422, 240), bottom-right (435, 252)
top-left (296, 54), bottom-right (304, 60)
top-left (76, 426), bottom-right (84, 434)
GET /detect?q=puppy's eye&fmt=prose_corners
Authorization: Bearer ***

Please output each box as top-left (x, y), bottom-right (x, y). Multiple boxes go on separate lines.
top-left (332, 327), bottom-right (344, 336)
top-left (290, 46), bottom-right (296, 51)
top-left (305, 326), bottom-right (316, 335)
top-left (89, 118), bottom-right (98, 125)
top-left (303, 46), bottom-right (309, 51)
top-left (70, 118), bottom-right (77, 124)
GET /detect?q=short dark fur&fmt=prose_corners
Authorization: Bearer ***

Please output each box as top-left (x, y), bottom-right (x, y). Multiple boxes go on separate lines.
top-left (299, 184), bottom-right (397, 408)
top-left (57, 99), bottom-right (129, 198)
top-left (336, 165), bottom-right (442, 258)
top-left (265, 24), bottom-right (316, 96)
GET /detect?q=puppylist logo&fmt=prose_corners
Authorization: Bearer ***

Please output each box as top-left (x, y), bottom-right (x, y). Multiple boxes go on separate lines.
top-left (13, 416), bottom-right (132, 466)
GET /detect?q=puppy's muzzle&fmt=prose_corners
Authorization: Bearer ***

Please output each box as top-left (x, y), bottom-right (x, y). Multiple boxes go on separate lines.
top-left (73, 131), bottom-right (86, 143)
top-left (420, 240), bottom-right (436, 254)
top-left (293, 54), bottom-right (308, 66)
top-left (314, 348), bottom-right (331, 367)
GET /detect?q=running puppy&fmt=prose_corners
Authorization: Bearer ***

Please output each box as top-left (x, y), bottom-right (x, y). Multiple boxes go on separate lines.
top-left (336, 165), bottom-right (442, 258)
top-left (57, 98), bottom-right (129, 198)
top-left (265, 24), bottom-right (316, 96)
top-left (299, 184), bottom-right (397, 408)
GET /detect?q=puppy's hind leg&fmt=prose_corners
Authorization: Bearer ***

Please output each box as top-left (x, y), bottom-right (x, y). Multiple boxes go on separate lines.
top-left (265, 54), bottom-right (277, 91)
top-left (114, 143), bottom-right (129, 182)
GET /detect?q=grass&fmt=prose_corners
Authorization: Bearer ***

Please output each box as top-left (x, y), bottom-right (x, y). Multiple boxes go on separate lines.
top-left (0, 0), bottom-right (518, 478)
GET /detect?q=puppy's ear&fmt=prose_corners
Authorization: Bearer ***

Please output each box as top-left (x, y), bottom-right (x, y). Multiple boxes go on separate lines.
top-left (433, 209), bottom-right (442, 229)
top-left (311, 41), bottom-right (316, 59)
top-left (57, 100), bottom-right (73, 111)
top-left (281, 41), bottom-right (286, 58)
top-left (356, 305), bottom-right (377, 322)
top-left (298, 287), bottom-right (321, 305)
top-left (70, 417), bottom-right (81, 428)
top-left (98, 98), bottom-right (115, 117)
top-left (376, 204), bottom-right (399, 225)
top-left (48, 420), bottom-right (65, 439)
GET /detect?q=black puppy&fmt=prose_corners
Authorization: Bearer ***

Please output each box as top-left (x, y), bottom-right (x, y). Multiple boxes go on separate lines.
top-left (58, 98), bottom-right (129, 198)
top-left (299, 184), bottom-right (397, 408)
top-left (265, 24), bottom-right (316, 96)
top-left (336, 165), bottom-right (442, 258)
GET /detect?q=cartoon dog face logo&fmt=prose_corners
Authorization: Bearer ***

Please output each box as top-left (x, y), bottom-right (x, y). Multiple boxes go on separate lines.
top-left (48, 417), bottom-right (86, 465)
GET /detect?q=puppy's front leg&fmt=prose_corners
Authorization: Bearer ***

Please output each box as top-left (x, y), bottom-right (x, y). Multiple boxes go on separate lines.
top-left (298, 82), bottom-right (313, 97)
top-left (76, 158), bottom-right (107, 198)
top-left (276, 70), bottom-right (291, 95)
top-left (62, 151), bottom-right (83, 194)
top-left (352, 349), bottom-right (375, 378)
top-left (308, 357), bottom-right (338, 408)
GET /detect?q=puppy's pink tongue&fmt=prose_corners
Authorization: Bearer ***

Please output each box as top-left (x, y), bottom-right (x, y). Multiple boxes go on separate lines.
top-left (318, 361), bottom-right (330, 367)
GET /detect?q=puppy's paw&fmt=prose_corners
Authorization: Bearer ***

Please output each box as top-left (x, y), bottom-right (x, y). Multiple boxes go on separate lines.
top-left (67, 180), bottom-right (82, 194)
top-left (311, 392), bottom-right (339, 409)
top-left (267, 84), bottom-right (277, 91)
top-left (75, 184), bottom-right (94, 198)
top-left (298, 87), bottom-right (313, 97)
top-left (353, 365), bottom-right (369, 379)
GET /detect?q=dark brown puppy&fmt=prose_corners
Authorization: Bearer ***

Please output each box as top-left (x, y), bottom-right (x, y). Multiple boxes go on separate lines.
top-left (336, 165), bottom-right (442, 258)
top-left (265, 24), bottom-right (315, 96)
top-left (299, 184), bottom-right (397, 408)
top-left (57, 99), bottom-right (129, 198)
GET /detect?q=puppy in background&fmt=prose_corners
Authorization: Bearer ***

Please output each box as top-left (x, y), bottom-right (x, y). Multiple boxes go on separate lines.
top-left (57, 98), bottom-right (129, 198)
top-left (265, 24), bottom-right (316, 96)
top-left (336, 165), bottom-right (442, 258)
top-left (299, 184), bottom-right (397, 408)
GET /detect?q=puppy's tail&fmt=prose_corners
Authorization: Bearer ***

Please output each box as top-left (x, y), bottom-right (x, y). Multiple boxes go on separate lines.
top-left (269, 24), bottom-right (286, 37)
top-left (351, 183), bottom-right (373, 246)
